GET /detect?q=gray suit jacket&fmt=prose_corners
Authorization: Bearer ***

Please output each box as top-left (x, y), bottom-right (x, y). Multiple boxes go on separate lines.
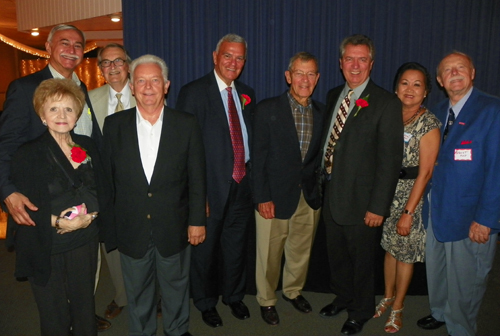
top-left (89, 83), bottom-right (137, 129)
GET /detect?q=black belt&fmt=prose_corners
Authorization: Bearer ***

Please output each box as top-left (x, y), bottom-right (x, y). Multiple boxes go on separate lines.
top-left (399, 166), bottom-right (419, 179)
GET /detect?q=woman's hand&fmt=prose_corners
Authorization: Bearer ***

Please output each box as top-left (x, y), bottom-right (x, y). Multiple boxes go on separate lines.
top-left (396, 214), bottom-right (412, 236)
top-left (56, 204), bottom-right (98, 234)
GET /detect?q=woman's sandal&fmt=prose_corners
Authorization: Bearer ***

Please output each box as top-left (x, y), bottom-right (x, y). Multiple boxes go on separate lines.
top-left (384, 306), bottom-right (404, 333)
top-left (373, 296), bottom-right (395, 318)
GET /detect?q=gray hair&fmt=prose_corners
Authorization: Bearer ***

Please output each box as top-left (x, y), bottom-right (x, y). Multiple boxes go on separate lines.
top-left (47, 24), bottom-right (86, 46)
top-left (288, 52), bottom-right (319, 71)
top-left (97, 43), bottom-right (132, 64)
top-left (437, 50), bottom-right (475, 76)
top-left (129, 54), bottom-right (169, 83)
top-left (215, 33), bottom-right (247, 58)
top-left (339, 34), bottom-right (375, 60)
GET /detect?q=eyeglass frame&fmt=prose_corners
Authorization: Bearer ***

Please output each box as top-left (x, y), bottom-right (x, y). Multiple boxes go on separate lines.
top-left (99, 58), bottom-right (126, 68)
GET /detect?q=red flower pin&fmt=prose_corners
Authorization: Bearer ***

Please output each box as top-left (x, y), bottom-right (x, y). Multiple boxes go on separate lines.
top-left (354, 95), bottom-right (370, 117)
top-left (240, 94), bottom-right (251, 110)
top-left (70, 145), bottom-right (88, 163)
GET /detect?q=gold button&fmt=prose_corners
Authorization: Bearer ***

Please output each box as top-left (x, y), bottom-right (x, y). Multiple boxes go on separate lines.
top-left (147, 214), bottom-right (151, 219)
top-left (148, 193), bottom-right (152, 197)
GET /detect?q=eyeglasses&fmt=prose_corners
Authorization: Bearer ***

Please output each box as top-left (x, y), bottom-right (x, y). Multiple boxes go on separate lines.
top-left (291, 71), bottom-right (318, 80)
top-left (100, 58), bottom-right (125, 68)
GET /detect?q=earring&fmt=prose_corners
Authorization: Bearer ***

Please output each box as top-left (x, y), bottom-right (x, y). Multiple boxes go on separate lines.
top-left (42, 120), bottom-right (47, 126)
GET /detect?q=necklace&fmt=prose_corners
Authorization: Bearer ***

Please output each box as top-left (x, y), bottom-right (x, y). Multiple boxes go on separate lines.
top-left (403, 106), bottom-right (423, 126)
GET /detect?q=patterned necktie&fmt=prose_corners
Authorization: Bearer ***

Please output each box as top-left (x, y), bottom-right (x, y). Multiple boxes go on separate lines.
top-left (324, 90), bottom-right (353, 174)
top-left (226, 87), bottom-right (246, 183)
top-left (443, 108), bottom-right (455, 142)
top-left (115, 93), bottom-right (124, 112)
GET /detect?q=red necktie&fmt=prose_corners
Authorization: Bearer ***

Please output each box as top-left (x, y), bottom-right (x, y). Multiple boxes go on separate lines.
top-left (226, 87), bottom-right (246, 183)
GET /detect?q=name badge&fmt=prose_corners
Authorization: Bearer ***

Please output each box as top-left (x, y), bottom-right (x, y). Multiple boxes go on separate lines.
top-left (403, 132), bottom-right (412, 143)
top-left (454, 149), bottom-right (472, 161)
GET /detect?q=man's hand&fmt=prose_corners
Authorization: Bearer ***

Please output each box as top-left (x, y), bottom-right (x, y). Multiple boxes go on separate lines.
top-left (258, 201), bottom-right (275, 219)
top-left (5, 192), bottom-right (38, 226)
top-left (364, 211), bottom-right (383, 227)
top-left (469, 221), bottom-right (490, 244)
top-left (188, 226), bottom-right (206, 246)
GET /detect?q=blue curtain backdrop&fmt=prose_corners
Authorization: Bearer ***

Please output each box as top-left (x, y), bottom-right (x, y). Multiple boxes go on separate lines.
top-left (123, 0), bottom-right (500, 108)
top-left (122, 0), bottom-right (500, 295)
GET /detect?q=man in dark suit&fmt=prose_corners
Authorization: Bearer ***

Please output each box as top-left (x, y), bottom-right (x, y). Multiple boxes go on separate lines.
top-left (416, 52), bottom-right (500, 336)
top-left (318, 35), bottom-right (403, 335)
top-left (252, 52), bottom-right (323, 326)
top-left (0, 23), bottom-right (108, 331)
top-left (176, 34), bottom-right (256, 328)
top-left (102, 54), bottom-right (206, 336)
top-left (89, 43), bottom-right (135, 320)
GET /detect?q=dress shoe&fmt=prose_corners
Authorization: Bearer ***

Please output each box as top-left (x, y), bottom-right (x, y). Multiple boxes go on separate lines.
top-left (282, 294), bottom-right (312, 313)
top-left (226, 300), bottom-right (250, 320)
top-left (260, 306), bottom-right (279, 326)
top-left (341, 319), bottom-right (366, 335)
top-left (104, 300), bottom-right (124, 319)
top-left (319, 303), bottom-right (346, 318)
top-left (201, 307), bottom-right (223, 328)
top-left (417, 314), bottom-right (445, 330)
top-left (95, 314), bottom-right (111, 332)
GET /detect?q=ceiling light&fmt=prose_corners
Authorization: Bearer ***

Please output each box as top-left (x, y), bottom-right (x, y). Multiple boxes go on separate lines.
top-left (31, 28), bottom-right (39, 36)
top-left (110, 14), bottom-right (121, 22)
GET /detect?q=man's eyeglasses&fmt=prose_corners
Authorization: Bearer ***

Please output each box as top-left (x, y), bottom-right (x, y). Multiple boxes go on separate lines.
top-left (100, 58), bottom-right (126, 68)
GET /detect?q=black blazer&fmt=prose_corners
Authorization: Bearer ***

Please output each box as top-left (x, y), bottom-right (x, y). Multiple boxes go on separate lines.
top-left (176, 72), bottom-right (256, 220)
top-left (322, 80), bottom-right (403, 225)
top-left (102, 106), bottom-right (206, 259)
top-left (10, 131), bottom-right (109, 286)
top-left (252, 92), bottom-right (325, 219)
top-left (0, 66), bottom-right (102, 201)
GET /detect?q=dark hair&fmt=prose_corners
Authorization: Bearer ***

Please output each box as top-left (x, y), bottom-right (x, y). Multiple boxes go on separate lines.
top-left (97, 43), bottom-right (132, 64)
top-left (393, 62), bottom-right (432, 95)
top-left (339, 34), bottom-right (375, 60)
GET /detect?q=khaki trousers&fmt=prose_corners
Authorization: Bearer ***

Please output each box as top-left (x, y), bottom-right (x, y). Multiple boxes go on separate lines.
top-left (255, 192), bottom-right (320, 306)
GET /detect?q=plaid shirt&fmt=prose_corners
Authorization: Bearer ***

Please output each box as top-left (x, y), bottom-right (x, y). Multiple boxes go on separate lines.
top-left (288, 92), bottom-right (313, 161)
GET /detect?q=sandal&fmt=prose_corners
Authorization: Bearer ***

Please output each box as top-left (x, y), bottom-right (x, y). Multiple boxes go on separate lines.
top-left (384, 306), bottom-right (404, 333)
top-left (373, 296), bottom-right (395, 318)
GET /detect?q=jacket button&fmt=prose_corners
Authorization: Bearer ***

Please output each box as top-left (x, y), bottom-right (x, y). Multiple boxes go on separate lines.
top-left (148, 193), bottom-right (152, 197)
top-left (147, 214), bottom-right (151, 219)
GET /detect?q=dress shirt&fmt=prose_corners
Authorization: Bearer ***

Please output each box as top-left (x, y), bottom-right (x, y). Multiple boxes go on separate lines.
top-left (447, 86), bottom-right (473, 121)
top-left (108, 81), bottom-right (132, 115)
top-left (287, 92), bottom-right (313, 161)
top-left (48, 64), bottom-right (92, 137)
top-left (214, 70), bottom-right (250, 162)
top-left (322, 78), bottom-right (370, 163)
top-left (136, 107), bottom-right (164, 184)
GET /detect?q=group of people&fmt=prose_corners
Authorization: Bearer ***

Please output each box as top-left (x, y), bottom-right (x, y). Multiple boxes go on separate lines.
top-left (0, 23), bottom-right (498, 336)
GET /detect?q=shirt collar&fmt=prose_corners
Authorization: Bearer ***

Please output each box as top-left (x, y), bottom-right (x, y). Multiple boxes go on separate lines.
top-left (448, 87), bottom-right (474, 116)
top-left (214, 69), bottom-right (235, 92)
top-left (48, 64), bottom-right (81, 86)
top-left (343, 77), bottom-right (370, 100)
top-left (136, 105), bottom-right (164, 126)
top-left (108, 80), bottom-right (131, 102)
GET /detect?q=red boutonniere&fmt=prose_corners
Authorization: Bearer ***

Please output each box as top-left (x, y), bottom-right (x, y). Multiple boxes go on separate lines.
top-left (240, 94), bottom-right (251, 110)
top-left (354, 94), bottom-right (370, 117)
top-left (70, 144), bottom-right (90, 164)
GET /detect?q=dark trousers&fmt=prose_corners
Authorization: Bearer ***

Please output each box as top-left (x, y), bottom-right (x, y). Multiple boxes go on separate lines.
top-left (323, 181), bottom-right (380, 321)
top-left (121, 244), bottom-right (190, 336)
top-left (30, 237), bottom-right (98, 336)
top-left (190, 175), bottom-right (253, 312)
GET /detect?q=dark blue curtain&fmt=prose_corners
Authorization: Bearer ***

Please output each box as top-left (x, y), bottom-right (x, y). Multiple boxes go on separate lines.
top-left (123, 0), bottom-right (500, 109)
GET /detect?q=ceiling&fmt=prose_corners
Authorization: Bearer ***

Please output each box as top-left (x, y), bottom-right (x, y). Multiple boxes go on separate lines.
top-left (0, 0), bottom-right (122, 50)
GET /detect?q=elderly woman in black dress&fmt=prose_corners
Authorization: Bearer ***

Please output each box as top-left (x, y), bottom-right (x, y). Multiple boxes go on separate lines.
top-left (10, 78), bottom-right (109, 336)
top-left (374, 63), bottom-right (441, 333)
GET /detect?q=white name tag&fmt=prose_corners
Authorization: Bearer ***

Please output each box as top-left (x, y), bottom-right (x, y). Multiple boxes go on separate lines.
top-left (403, 132), bottom-right (412, 143)
top-left (454, 149), bottom-right (472, 161)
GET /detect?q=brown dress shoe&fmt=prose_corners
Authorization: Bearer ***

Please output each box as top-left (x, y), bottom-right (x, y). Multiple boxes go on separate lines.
top-left (105, 300), bottom-right (124, 319)
top-left (95, 314), bottom-right (111, 332)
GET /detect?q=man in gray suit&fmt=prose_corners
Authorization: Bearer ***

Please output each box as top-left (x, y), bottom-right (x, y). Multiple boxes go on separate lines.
top-left (89, 43), bottom-right (135, 320)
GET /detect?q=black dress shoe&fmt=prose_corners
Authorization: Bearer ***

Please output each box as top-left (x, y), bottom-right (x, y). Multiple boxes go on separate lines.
top-left (282, 294), bottom-right (312, 313)
top-left (104, 300), bottom-right (124, 319)
top-left (95, 314), bottom-right (111, 332)
top-left (260, 306), bottom-right (279, 326)
top-left (226, 300), bottom-right (250, 320)
top-left (417, 314), bottom-right (445, 330)
top-left (201, 307), bottom-right (223, 328)
top-left (319, 303), bottom-right (346, 318)
top-left (341, 319), bottom-right (366, 335)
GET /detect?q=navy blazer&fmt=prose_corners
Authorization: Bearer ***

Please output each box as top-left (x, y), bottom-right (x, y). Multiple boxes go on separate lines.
top-left (322, 80), bottom-right (403, 225)
top-left (176, 72), bottom-right (256, 220)
top-left (0, 66), bottom-right (102, 201)
top-left (425, 88), bottom-right (500, 242)
top-left (252, 92), bottom-right (324, 219)
top-left (102, 106), bottom-right (206, 258)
